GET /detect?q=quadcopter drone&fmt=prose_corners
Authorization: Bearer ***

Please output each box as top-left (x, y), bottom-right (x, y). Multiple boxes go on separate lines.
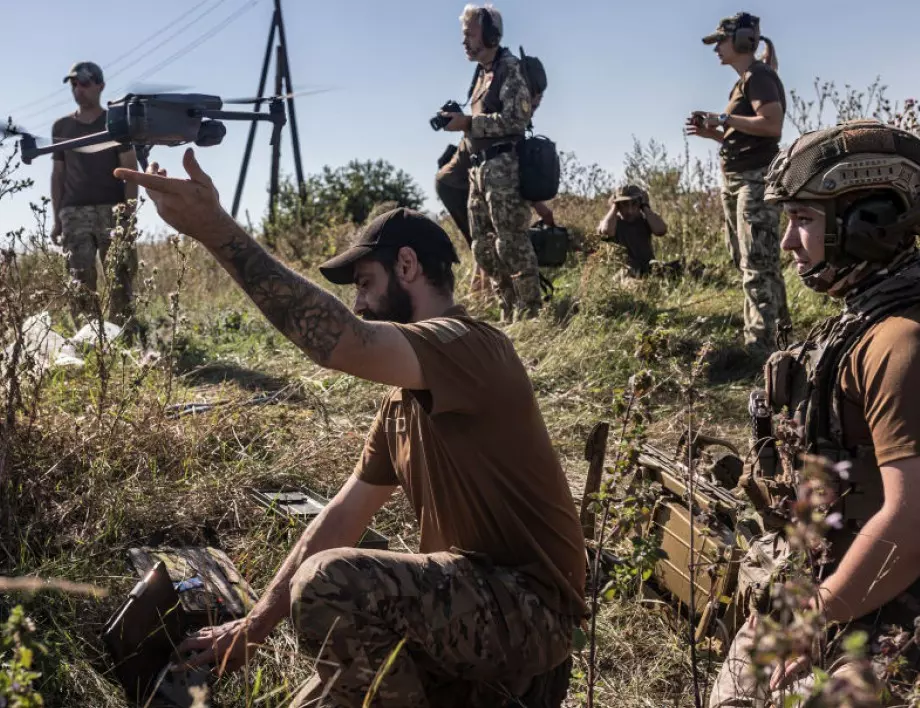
top-left (2, 89), bottom-right (316, 170)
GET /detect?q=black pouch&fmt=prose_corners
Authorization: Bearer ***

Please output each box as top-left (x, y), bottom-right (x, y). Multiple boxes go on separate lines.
top-left (528, 222), bottom-right (569, 268)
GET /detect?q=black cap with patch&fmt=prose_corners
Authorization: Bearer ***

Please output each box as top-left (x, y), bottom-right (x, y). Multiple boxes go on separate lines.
top-left (318, 207), bottom-right (460, 285)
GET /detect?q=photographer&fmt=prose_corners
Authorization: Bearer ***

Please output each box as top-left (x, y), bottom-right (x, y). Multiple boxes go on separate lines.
top-left (438, 4), bottom-right (542, 321)
top-left (436, 93), bottom-right (554, 298)
top-left (597, 185), bottom-right (668, 277)
top-left (686, 12), bottom-right (789, 357)
top-left (114, 151), bottom-right (586, 707)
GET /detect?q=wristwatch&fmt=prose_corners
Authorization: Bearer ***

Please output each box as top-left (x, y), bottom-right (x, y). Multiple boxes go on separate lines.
top-left (718, 113), bottom-right (730, 127)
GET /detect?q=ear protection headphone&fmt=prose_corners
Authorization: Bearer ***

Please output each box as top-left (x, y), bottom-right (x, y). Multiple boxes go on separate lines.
top-left (479, 7), bottom-right (501, 49)
top-left (826, 194), bottom-right (915, 266)
top-left (732, 12), bottom-right (760, 54)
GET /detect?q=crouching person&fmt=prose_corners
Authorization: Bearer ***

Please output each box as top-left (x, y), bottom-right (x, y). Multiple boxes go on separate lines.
top-left (115, 151), bottom-right (587, 707)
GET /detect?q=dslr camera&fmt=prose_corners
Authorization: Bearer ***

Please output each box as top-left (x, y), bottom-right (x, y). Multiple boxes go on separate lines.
top-left (430, 100), bottom-right (462, 131)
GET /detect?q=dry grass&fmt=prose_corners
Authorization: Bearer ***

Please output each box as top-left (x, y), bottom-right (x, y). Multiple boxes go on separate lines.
top-left (0, 154), bottom-right (842, 707)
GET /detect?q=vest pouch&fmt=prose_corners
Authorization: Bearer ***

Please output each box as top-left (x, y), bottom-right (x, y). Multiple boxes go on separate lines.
top-left (518, 135), bottom-right (560, 202)
top-left (735, 531), bottom-right (790, 618)
top-left (765, 350), bottom-right (797, 413)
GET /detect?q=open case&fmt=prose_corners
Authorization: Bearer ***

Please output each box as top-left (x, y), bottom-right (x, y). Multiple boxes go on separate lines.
top-left (101, 561), bottom-right (210, 707)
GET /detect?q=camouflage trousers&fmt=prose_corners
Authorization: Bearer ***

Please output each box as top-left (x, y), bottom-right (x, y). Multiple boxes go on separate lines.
top-left (288, 548), bottom-right (576, 708)
top-left (60, 203), bottom-right (137, 325)
top-left (468, 152), bottom-right (542, 320)
top-left (709, 617), bottom-right (884, 707)
top-left (721, 168), bottom-right (790, 350)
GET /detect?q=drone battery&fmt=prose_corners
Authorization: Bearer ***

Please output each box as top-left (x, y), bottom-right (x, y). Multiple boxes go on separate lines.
top-left (249, 488), bottom-right (390, 550)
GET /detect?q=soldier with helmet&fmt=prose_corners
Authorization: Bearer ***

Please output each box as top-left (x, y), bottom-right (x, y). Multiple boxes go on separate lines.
top-left (687, 12), bottom-right (789, 358)
top-left (439, 3), bottom-right (543, 321)
top-left (710, 120), bottom-right (920, 706)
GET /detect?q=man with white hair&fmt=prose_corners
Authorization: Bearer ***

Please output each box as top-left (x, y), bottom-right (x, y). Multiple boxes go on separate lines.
top-left (440, 4), bottom-right (543, 321)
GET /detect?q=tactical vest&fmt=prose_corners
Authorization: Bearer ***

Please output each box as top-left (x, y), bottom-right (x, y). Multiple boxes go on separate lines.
top-left (740, 252), bottom-right (920, 621)
top-left (468, 48), bottom-right (524, 154)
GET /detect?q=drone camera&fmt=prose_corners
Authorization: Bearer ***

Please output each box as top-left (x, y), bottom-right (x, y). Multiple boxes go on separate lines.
top-left (196, 121), bottom-right (227, 147)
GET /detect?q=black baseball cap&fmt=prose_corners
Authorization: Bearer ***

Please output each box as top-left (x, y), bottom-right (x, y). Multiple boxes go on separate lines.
top-left (318, 207), bottom-right (460, 285)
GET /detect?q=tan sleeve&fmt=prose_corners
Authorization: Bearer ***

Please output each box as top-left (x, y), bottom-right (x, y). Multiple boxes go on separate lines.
top-left (354, 408), bottom-right (398, 486)
top-left (847, 313), bottom-right (920, 465)
top-left (396, 318), bottom-right (521, 417)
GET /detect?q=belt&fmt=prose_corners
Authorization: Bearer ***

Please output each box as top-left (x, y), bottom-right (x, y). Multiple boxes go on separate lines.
top-left (469, 141), bottom-right (516, 167)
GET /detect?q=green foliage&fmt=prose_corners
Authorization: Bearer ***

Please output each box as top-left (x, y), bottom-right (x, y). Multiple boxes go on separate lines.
top-left (263, 159), bottom-right (424, 261)
top-left (0, 606), bottom-right (45, 707)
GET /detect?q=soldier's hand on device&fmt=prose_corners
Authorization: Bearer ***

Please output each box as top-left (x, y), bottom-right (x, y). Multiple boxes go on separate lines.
top-left (173, 617), bottom-right (265, 675)
top-left (114, 148), bottom-right (230, 247)
top-left (441, 112), bottom-right (472, 132)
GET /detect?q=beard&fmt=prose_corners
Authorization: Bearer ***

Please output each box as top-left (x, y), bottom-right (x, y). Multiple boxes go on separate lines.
top-left (361, 274), bottom-right (414, 324)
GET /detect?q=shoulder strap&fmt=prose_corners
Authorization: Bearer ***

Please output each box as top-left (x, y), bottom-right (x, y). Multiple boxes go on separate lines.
top-left (465, 64), bottom-right (483, 104)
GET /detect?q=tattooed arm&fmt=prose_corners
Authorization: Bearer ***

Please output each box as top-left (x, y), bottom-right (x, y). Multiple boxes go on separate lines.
top-left (114, 149), bottom-right (425, 389)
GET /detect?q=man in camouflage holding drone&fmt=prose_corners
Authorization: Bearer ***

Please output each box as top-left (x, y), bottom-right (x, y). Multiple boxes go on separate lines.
top-left (711, 120), bottom-right (920, 706)
top-left (440, 4), bottom-right (542, 321)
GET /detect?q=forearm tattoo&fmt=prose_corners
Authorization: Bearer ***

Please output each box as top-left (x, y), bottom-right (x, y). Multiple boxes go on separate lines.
top-left (212, 225), bottom-right (369, 365)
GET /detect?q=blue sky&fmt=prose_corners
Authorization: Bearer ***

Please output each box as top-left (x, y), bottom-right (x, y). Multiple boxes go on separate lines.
top-left (2, 0), bottom-right (918, 241)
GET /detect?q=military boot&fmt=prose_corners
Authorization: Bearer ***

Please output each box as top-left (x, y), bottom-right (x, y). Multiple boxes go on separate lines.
top-left (513, 272), bottom-right (543, 321)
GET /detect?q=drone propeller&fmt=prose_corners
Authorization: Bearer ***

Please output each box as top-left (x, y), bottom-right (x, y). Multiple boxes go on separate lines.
top-left (116, 82), bottom-right (192, 97)
top-left (3, 118), bottom-right (122, 154)
top-left (221, 87), bottom-right (335, 105)
top-left (75, 140), bottom-right (126, 154)
top-left (2, 119), bottom-right (53, 148)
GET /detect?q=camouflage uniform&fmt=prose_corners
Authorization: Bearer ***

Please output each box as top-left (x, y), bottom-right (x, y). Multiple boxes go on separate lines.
top-left (60, 203), bottom-right (137, 325)
top-left (288, 548), bottom-right (575, 708)
top-left (721, 169), bottom-right (789, 350)
top-left (467, 51), bottom-right (542, 321)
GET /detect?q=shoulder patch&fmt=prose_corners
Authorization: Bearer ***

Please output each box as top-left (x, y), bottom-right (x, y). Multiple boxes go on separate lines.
top-left (411, 317), bottom-right (471, 344)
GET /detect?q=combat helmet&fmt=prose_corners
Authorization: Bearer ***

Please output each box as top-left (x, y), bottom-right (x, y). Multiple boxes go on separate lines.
top-left (765, 119), bottom-right (920, 293)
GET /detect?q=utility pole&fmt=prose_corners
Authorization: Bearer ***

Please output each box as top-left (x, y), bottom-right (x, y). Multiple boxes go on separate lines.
top-left (231, 0), bottom-right (306, 224)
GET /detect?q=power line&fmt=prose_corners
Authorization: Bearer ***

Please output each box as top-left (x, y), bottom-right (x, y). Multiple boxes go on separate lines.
top-left (104, 0), bottom-right (223, 71)
top-left (105, 0), bottom-right (233, 86)
top-left (19, 0), bottom-right (261, 127)
top-left (127, 0), bottom-right (262, 87)
top-left (7, 0), bottom-right (221, 117)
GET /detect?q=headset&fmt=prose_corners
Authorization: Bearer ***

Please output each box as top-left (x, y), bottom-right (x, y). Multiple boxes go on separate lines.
top-left (479, 7), bottom-right (501, 49)
top-left (828, 193), bottom-right (918, 265)
top-left (732, 12), bottom-right (761, 54)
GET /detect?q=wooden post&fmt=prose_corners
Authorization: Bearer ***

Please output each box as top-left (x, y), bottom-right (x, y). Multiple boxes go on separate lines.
top-left (580, 421), bottom-right (610, 540)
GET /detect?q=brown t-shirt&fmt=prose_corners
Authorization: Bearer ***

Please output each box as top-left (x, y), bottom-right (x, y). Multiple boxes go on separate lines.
top-left (356, 306), bottom-right (588, 616)
top-left (721, 61), bottom-right (786, 173)
top-left (52, 112), bottom-right (131, 208)
top-left (839, 304), bottom-right (920, 465)
top-left (608, 212), bottom-right (655, 275)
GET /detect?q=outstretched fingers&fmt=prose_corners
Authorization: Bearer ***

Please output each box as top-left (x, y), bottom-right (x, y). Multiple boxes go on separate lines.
top-left (182, 147), bottom-right (213, 185)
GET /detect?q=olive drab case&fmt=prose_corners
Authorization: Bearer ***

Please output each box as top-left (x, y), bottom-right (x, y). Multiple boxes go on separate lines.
top-left (127, 546), bottom-right (259, 626)
top-left (633, 440), bottom-right (755, 644)
top-left (102, 562), bottom-right (211, 707)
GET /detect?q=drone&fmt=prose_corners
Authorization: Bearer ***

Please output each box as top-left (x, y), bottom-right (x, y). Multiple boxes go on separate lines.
top-left (3, 89), bottom-right (323, 171)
